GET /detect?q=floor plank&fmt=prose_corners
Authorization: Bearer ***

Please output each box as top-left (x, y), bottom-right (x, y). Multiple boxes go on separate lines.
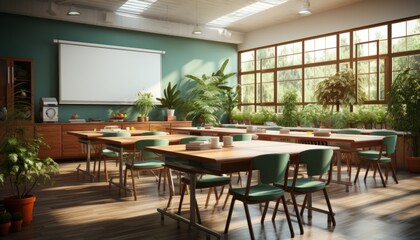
top-left (1, 160), bottom-right (419, 240)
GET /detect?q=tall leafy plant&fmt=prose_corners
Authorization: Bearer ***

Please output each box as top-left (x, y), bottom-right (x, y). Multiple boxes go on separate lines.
top-left (156, 82), bottom-right (183, 109)
top-left (184, 59), bottom-right (236, 126)
top-left (280, 90), bottom-right (298, 127)
top-left (315, 69), bottom-right (365, 113)
top-left (388, 68), bottom-right (420, 157)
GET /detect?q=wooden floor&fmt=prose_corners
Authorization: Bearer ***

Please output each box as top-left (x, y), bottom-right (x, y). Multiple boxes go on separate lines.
top-left (1, 159), bottom-right (419, 240)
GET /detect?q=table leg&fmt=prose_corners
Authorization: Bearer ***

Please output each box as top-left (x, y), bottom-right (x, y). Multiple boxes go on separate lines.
top-left (76, 139), bottom-right (95, 181)
top-left (107, 145), bottom-right (132, 196)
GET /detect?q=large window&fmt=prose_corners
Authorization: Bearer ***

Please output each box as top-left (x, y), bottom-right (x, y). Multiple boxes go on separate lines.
top-left (238, 16), bottom-right (420, 111)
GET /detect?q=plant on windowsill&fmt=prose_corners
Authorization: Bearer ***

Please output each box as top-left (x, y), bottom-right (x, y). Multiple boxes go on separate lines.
top-left (0, 115), bottom-right (59, 225)
top-left (156, 82), bottom-right (183, 119)
top-left (135, 91), bottom-right (155, 122)
top-left (388, 68), bottom-right (420, 172)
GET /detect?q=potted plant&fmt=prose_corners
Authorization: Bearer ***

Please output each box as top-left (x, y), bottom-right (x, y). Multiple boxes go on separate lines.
top-left (373, 106), bottom-right (387, 129)
top-left (388, 68), bottom-right (420, 172)
top-left (156, 82), bottom-right (183, 118)
top-left (280, 90), bottom-right (298, 127)
top-left (10, 212), bottom-right (22, 232)
top-left (0, 127), bottom-right (59, 225)
top-left (0, 209), bottom-right (11, 236)
top-left (135, 91), bottom-right (155, 122)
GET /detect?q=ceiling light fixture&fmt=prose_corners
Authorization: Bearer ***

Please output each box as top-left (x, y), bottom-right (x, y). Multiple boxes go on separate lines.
top-left (298, 0), bottom-right (311, 16)
top-left (67, 4), bottom-right (80, 16)
top-left (192, 0), bottom-right (202, 35)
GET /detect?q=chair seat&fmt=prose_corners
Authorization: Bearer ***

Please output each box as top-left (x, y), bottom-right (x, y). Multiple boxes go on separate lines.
top-left (358, 154), bottom-right (392, 163)
top-left (125, 160), bottom-right (164, 169)
top-left (287, 178), bottom-right (326, 192)
top-left (358, 150), bottom-right (386, 156)
top-left (182, 174), bottom-right (231, 188)
top-left (229, 184), bottom-right (285, 202)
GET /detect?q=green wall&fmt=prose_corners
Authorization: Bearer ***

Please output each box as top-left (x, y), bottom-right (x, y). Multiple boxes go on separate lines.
top-left (0, 13), bottom-right (237, 122)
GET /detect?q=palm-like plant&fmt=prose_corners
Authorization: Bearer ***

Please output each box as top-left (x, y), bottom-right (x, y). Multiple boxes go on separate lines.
top-left (156, 82), bottom-right (183, 109)
top-left (184, 59), bottom-right (236, 126)
top-left (135, 91), bottom-right (155, 117)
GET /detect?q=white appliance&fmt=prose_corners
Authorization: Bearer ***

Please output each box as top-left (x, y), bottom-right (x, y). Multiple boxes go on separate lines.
top-left (41, 97), bottom-right (58, 122)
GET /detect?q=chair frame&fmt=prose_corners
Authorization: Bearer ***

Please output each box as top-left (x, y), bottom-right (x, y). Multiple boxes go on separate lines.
top-left (224, 153), bottom-right (294, 240)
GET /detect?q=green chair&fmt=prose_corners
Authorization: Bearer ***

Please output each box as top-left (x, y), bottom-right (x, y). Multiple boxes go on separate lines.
top-left (124, 139), bottom-right (169, 200)
top-left (231, 133), bottom-right (254, 141)
top-left (370, 130), bottom-right (398, 136)
top-left (335, 129), bottom-right (362, 177)
top-left (354, 135), bottom-right (398, 187)
top-left (265, 126), bottom-right (282, 131)
top-left (94, 131), bottom-right (131, 182)
top-left (278, 149), bottom-right (335, 235)
top-left (174, 137), bottom-right (231, 222)
top-left (224, 153), bottom-right (294, 240)
top-left (140, 131), bottom-right (168, 136)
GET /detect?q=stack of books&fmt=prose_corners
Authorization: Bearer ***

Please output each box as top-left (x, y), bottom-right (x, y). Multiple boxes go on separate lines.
top-left (68, 119), bottom-right (86, 123)
top-left (186, 141), bottom-right (211, 150)
top-left (314, 130), bottom-right (331, 137)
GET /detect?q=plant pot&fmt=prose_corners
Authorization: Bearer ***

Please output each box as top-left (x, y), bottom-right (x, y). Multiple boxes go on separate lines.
top-left (166, 109), bottom-right (175, 117)
top-left (137, 116), bottom-right (145, 122)
top-left (10, 219), bottom-right (23, 232)
top-left (407, 156), bottom-right (420, 173)
top-left (0, 222), bottom-right (10, 236)
top-left (4, 195), bottom-right (36, 225)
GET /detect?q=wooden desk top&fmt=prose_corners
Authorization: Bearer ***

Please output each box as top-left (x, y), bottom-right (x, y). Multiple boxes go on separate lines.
top-left (146, 140), bottom-right (338, 171)
top-left (67, 130), bottom-right (148, 139)
top-left (95, 134), bottom-right (193, 147)
top-left (257, 131), bottom-right (384, 144)
top-left (170, 127), bottom-right (247, 135)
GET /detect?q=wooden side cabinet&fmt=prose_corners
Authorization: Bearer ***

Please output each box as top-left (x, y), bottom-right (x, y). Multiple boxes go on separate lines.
top-left (36, 124), bottom-right (62, 159)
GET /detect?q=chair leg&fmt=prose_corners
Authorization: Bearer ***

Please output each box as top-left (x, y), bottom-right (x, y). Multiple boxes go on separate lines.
top-left (271, 199), bottom-right (280, 221)
top-left (300, 194), bottom-right (308, 217)
top-left (261, 201), bottom-right (269, 223)
top-left (103, 159), bottom-right (109, 182)
top-left (281, 195), bottom-right (295, 238)
top-left (131, 170), bottom-right (137, 200)
top-left (389, 163), bottom-right (399, 184)
top-left (178, 184), bottom-right (187, 215)
top-left (166, 168), bottom-right (174, 209)
top-left (354, 162), bottom-right (362, 183)
top-left (323, 188), bottom-right (336, 226)
top-left (123, 168), bottom-right (128, 187)
top-left (375, 162), bottom-right (387, 187)
top-left (195, 198), bottom-right (202, 224)
top-left (222, 190), bottom-right (230, 210)
top-left (243, 202), bottom-right (255, 240)
top-left (224, 197), bottom-right (236, 234)
top-left (291, 193), bottom-right (304, 235)
top-left (363, 162), bottom-right (371, 182)
top-left (204, 187), bottom-right (213, 208)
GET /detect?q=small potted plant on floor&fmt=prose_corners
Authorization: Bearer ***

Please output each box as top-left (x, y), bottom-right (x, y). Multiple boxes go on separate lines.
top-left (10, 212), bottom-right (23, 232)
top-left (0, 209), bottom-right (11, 236)
top-left (135, 91), bottom-right (155, 122)
top-left (156, 82), bottom-right (183, 120)
top-left (0, 126), bottom-right (59, 225)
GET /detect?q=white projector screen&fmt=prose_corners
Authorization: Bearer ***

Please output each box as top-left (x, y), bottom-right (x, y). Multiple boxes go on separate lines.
top-left (57, 40), bottom-right (164, 105)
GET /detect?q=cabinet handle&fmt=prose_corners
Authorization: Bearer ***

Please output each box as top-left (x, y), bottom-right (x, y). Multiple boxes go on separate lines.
top-left (11, 66), bottom-right (14, 84)
top-left (7, 66), bottom-right (10, 84)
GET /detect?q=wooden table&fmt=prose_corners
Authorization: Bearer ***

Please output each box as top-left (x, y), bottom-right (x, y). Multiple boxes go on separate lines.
top-left (94, 134), bottom-right (193, 195)
top-left (257, 130), bottom-right (385, 189)
top-left (170, 126), bottom-right (248, 137)
top-left (146, 140), bottom-right (338, 239)
top-left (67, 130), bottom-right (147, 181)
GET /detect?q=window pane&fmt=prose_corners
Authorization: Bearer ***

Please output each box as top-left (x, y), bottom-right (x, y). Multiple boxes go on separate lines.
top-left (257, 47), bottom-right (275, 70)
top-left (261, 72), bottom-right (275, 102)
top-left (304, 64), bottom-right (336, 102)
top-left (277, 69), bottom-right (302, 102)
top-left (241, 51), bottom-right (255, 71)
top-left (277, 42), bottom-right (302, 67)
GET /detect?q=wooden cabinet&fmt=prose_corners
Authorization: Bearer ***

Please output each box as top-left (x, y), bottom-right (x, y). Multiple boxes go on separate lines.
top-left (61, 123), bottom-right (105, 158)
top-left (0, 57), bottom-right (34, 122)
top-left (36, 124), bottom-right (62, 159)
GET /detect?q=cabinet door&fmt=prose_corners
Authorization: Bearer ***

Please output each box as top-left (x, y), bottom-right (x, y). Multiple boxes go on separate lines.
top-left (61, 124), bottom-right (106, 158)
top-left (0, 57), bottom-right (33, 122)
top-left (121, 122), bottom-right (150, 131)
top-left (36, 124), bottom-right (62, 159)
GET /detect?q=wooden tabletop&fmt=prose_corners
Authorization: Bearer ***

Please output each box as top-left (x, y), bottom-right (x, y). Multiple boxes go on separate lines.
top-left (67, 129), bottom-right (148, 139)
top-left (95, 134), bottom-right (194, 148)
top-left (170, 127), bottom-right (247, 135)
top-left (257, 131), bottom-right (384, 148)
top-left (145, 140), bottom-right (338, 173)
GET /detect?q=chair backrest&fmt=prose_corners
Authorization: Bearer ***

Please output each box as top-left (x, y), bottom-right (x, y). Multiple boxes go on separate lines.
top-left (102, 131), bottom-right (131, 137)
top-left (382, 135), bottom-right (397, 155)
top-left (231, 134), bottom-right (253, 141)
top-left (370, 130), bottom-right (397, 136)
top-left (223, 125), bottom-right (238, 128)
top-left (265, 126), bottom-right (282, 131)
top-left (336, 129), bottom-right (361, 135)
top-left (180, 136), bottom-right (210, 144)
top-left (135, 139), bottom-right (169, 159)
top-left (140, 131), bottom-right (167, 136)
top-left (299, 149), bottom-right (334, 177)
top-left (252, 153), bottom-right (289, 185)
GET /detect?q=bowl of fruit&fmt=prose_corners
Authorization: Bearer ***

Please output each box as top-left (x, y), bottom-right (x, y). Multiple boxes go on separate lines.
top-left (111, 112), bottom-right (127, 121)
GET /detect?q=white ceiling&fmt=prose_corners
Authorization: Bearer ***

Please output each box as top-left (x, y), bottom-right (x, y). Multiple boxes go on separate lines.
top-left (0, 0), bottom-right (365, 43)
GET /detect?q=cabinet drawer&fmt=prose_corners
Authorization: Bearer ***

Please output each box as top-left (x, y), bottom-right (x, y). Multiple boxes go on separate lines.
top-left (36, 125), bottom-right (62, 159)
